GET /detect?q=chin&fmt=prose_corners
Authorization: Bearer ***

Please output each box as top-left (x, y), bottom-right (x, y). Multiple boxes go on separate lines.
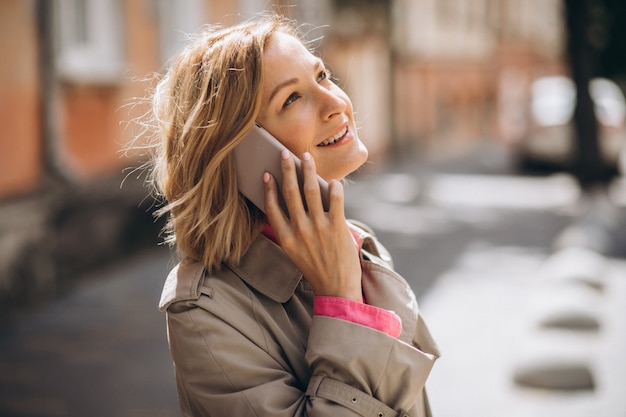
top-left (353, 143), bottom-right (369, 170)
top-left (322, 143), bottom-right (368, 180)
top-left (338, 158), bottom-right (367, 179)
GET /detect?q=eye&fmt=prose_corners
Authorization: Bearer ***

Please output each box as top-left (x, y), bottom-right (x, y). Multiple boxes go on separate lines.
top-left (283, 92), bottom-right (300, 108)
top-left (317, 69), bottom-right (331, 83)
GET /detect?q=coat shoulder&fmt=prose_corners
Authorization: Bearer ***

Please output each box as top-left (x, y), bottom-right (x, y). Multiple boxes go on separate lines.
top-left (158, 260), bottom-right (206, 311)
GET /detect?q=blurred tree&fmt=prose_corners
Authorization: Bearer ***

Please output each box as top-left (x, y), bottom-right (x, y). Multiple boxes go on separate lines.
top-left (564, 0), bottom-right (624, 188)
top-left (564, 0), bottom-right (608, 187)
top-left (597, 0), bottom-right (626, 81)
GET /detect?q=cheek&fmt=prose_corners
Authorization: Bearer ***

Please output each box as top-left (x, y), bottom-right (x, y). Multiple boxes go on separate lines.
top-left (281, 118), bottom-right (316, 153)
top-left (276, 125), bottom-right (312, 157)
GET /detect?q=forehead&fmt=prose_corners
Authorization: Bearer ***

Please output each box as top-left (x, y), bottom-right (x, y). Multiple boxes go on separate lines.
top-left (263, 32), bottom-right (317, 73)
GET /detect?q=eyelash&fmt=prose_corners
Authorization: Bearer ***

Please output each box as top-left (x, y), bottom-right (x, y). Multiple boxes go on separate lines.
top-left (318, 69), bottom-right (331, 82)
top-left (282, 69), bottom-right (332, 108)
top-left (283, 93), bottom-right (300, 108)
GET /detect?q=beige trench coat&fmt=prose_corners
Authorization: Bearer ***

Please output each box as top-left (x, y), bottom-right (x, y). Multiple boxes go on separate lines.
top-left (159, 221), bottom-right (440, 417)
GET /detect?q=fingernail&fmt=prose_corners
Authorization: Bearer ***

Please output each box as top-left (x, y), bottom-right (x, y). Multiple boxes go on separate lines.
top-left (281, 149), bottom-right (290, 160)
top-left (302, 152), bottom-right (311, 161)
top-left (263, 172), bottom-right (270, 183)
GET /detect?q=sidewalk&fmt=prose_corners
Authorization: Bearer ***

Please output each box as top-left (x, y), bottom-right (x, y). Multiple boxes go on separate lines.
top-left (0, 247), bottom-right (179, 417)
top-left (421, 244), bottom-right (626, 417)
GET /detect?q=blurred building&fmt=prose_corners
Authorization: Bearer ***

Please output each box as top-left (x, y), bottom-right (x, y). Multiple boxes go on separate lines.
top-left (282, 0), bottom-right (566, 159)
top-left (0, 0), bottom-right (565, 309)
top-left (0, 0), bottom-right (222, 311)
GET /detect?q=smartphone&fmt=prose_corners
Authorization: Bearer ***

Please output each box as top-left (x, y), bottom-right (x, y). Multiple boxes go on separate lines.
top-left (234, 124), bottom-right (330, 214)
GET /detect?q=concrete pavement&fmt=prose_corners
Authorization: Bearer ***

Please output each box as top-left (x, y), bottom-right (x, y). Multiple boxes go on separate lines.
top-left (421, 244), bottom-right (626, 417)
top-left (0, 247), bottom-right (179, 417)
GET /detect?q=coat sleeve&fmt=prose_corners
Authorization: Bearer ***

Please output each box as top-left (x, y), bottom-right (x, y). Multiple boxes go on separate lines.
top-left (306, 315), bottom-right (438, 416)
top-left (305, 252), bottom-right (440, 415)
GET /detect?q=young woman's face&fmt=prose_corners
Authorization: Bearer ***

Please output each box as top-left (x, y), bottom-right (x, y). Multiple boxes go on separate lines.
top-left (256, 32), bottom-right (368, 182)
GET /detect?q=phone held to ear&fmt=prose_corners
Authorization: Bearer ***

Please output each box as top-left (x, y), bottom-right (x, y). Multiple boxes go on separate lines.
top-left (234, 124), bottom-right (331, 214)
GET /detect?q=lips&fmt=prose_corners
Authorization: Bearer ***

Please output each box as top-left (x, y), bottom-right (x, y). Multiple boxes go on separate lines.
top-left (317, 126), bottom-right (348, 147)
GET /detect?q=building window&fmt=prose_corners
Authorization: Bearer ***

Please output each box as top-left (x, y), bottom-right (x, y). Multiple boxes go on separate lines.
top-left (55, 0), bottom-right (124, 83)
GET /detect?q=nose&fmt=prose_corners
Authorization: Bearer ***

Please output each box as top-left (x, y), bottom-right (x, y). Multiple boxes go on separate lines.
top-left (316, 85), bottom-right (346, 120)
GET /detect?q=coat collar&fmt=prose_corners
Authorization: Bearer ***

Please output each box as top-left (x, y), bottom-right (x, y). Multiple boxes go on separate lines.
top-left (159, 234), bottom-right (302, 311)
top-left (226, 234), bottom-right (303, 303)
top-left (159, 220), bottom-right (384, 311)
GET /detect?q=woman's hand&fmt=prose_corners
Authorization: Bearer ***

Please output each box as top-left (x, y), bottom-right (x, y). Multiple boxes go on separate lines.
top-left (263, 150), bottom-right (363, 302)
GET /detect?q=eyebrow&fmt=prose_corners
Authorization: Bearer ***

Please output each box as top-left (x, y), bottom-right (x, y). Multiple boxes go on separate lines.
top-left (267, 59), bottom-right (323, 105)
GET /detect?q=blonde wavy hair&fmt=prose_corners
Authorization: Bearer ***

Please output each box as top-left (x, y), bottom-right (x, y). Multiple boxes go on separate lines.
top-left (147, 15), bottom-right (298, 271)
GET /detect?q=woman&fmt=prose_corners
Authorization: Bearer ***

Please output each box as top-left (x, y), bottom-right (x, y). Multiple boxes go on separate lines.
top-left (148, 14), bottom-right (439, 417)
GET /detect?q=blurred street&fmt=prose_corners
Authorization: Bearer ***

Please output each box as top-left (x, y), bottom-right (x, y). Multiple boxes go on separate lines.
top-left (1, 142), bottom-right (625, 417)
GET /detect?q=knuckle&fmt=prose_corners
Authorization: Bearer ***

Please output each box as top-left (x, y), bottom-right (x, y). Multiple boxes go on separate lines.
top-left (293, 222), bottom-right (316, 242)
top-left (303, 182), bottom-right (318, 195)
top-left (282, 182), bottom-right (301, 199)
top-left (280, 234), bottom-right (299, 250)
top-left (281, 157), bottom-right (295, 171)
top-left (293, 220), bottom-right (309, 235)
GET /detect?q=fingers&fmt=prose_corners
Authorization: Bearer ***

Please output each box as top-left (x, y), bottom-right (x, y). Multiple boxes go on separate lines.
top-left (263, 152), bottom-right (361, 301)
top-left (264, 149), bottom-right (344, 224)
top-left (327, 179), bottom-right (346, 224)
top-left (262, 150), bottom-right (309, 246)
top-left (263, 171), bottom-right (288, 231)
top-left (301, 152), bottom-right (325, 216)
top-left (278, 150), bottom-right (328, 218)
top-left (279, 150), bottom-right (306, 217)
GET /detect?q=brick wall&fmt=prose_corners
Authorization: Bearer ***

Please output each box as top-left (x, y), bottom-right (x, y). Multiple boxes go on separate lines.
top-left (0, 1), bottom-right (42, 199)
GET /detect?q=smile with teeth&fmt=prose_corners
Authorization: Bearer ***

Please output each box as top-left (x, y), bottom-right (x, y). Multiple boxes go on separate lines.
top-left (317, 126), bottom-right (348, 147)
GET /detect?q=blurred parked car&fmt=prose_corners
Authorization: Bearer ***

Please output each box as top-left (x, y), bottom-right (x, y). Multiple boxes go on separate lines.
top-left (514, 75), bottom-right (626, 172)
